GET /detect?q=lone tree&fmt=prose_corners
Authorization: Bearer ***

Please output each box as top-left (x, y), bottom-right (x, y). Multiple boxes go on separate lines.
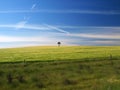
top-left (57, 42), bottom-right (61, 47)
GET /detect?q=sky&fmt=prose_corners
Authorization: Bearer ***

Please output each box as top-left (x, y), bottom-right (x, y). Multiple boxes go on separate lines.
top-left (0, 0), bottom-right (120, 48)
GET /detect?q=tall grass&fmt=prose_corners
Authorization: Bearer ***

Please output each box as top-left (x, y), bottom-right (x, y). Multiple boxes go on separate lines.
top-left (0, 59), bottom-right (120, 90)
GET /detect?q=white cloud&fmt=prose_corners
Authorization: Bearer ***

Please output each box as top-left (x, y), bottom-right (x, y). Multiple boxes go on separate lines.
top-left (0, 9), bottom-right (120, 15)
top-left (16, 21), bottom-right (27, 29)
top-left (0, 24), bottom-right (50, 30)
top-left (0, 36), bottom-right (47, 42)
top-left (0, 23), bottom-right (119, 40)
top-left (44, 24), bottom-right (70, 34)
top-left (31, 4), bottom-right (36, 10)
top-left (68, 33), bottom-right (120, 39)
top-left (86, 41), bottom-right (120, 45)
top-left (0, 35), bottom-right (79, 46)
top-left (42, 24), bottom-right (120, 40)
top-left (0, 24), bottom-right (119, 32)
top-left (0, 23), bottom-right (71, 33)
top-left (56, 25), bottom-right (120, 30)
top-left (24, 16), bottom-right (30, 21)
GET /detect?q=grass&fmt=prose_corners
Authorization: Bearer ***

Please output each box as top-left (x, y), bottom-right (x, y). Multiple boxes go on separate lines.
top-left (0, 46), bottom-right (119, 62)
top-left (0, 46), bottom-right (119, 90)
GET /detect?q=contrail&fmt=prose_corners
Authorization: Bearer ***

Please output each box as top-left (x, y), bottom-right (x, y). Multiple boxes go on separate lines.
top-left (31, 4), bottom-right (36, 10)
top-left (0, 24), bottom-right (50, 30)
top-left (0, 10), bottom-right (120, 15)
top-left (44, 24), bottom-right (70, 34)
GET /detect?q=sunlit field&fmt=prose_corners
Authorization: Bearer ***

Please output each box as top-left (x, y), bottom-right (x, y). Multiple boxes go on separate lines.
top-left (0, 46), bottom-right (119, 62)
top-left (0, 46), bottom-right (120, 90)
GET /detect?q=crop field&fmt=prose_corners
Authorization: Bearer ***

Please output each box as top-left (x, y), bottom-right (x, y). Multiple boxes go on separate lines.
top-left (0, 46), bottom-right (119, 90)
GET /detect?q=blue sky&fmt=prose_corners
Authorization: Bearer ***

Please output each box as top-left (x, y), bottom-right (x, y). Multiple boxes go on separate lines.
top-left (0, 0), bottom-right (120, 47)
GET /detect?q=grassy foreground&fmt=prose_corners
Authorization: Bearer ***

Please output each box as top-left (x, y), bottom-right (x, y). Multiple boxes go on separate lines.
top-left (0, 46), bottom-right (119, 90)
top-left (0, 46), bottom-right (119, 62)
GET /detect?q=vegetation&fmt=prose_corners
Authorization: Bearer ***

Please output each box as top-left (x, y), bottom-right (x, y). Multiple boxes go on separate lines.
top-left (57, 42), bottom-right (61, 47)
top-left (0, 46), bottom-right (119, 90)
top-left (0, 46), bottom-right (119, 62)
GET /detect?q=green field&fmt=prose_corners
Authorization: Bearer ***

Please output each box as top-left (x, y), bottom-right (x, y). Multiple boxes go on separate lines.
top-left (0, 46), bottom-right (120, 62)
top-left (0, 46), bottom-right (120, 90)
